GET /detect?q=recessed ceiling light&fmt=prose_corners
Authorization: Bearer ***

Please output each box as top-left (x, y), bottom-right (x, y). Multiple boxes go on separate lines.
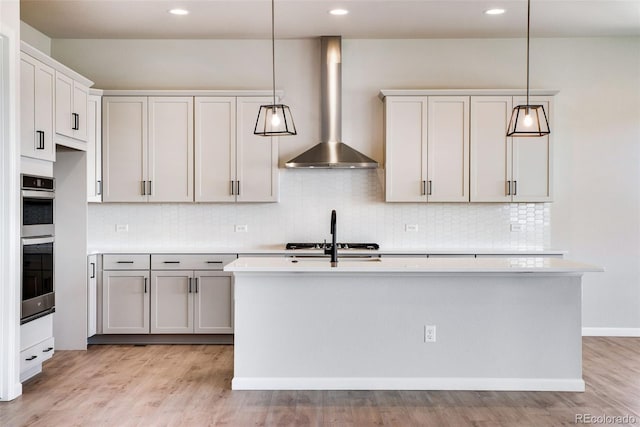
top-left (168, 8), bottom-right (189, 16)
top-left (484, 8), bottom-right (506, 15)
top-left (329, 9), bottom-right (349, 16)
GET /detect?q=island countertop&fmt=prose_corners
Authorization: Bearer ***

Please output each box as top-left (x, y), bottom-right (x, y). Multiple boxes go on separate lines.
top-left (225, 256), bottom-right (603, 274)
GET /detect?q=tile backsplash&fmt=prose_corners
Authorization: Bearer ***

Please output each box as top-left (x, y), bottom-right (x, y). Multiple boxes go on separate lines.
top-left (88, 169), bottom-right (550, 251)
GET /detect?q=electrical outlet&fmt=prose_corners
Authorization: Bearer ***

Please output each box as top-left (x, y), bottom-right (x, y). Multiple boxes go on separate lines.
top-left (234, 225), bottom-right (248, 233)
top-left (510, 224), bottom-right (524, 232)
top-left (424, 325), bottom-right (436, 343)
top-left (405, 224), bottom-right (419, 232)
top-left (115, 224), bottom-right (128, 232)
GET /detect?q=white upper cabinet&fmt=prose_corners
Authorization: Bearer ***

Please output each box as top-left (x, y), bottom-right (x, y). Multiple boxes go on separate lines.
top-left (148, 97), bottom-right (194, 202)
top-left (236, 97), bottom-right (279, 202)
top-left (55, 72), bottom-right (89, 142)
top-left (470, 95), bottom-right (553, 202)
top-left (195, 96), bottom-right (279, 203)
top-left (102, 96), bottom-right (148, 202)
top-left (20, 53), bottom-right (55, 162)
top-left (511, 96), bottom-right (552, 202)
top-left (102, 96), bottom-right (194, 203)
top-left (470, 96), bottom-right (513, 202)
top-left (87, 94), bottom-right (102, 202)
top-left (384, 95), bottom-right (469, 202)
top-left (195, 97), bottom-right (236, 202)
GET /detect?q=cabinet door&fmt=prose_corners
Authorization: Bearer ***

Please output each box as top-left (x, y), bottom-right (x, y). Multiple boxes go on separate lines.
top-left (102, 97), bottom-right (148, 202)
top-left (87, 255), bottom-right (98, 337)
top-left (55, 72), bottom-right (75, 139)
top-left (427, 96), bottom-right (470, 202)
top-left (511, 96), bottom-right (552, 202)
top-left (470, 96), bottom-right (513, 202)
top-left (150, 271), bottom-right (193, 334)
top-left (236, 97), bottom-right (279, 202)
top-left (102, 270), bottom-right (150, 334)
top-left (72, 82), bottom-right (89, 142)
top-left (193, 272), bottom-right (233, 334)
top-left (384, 96), bottom-right (428, 202)
top-left (194, 97), bottom-right (236, 202)
top-left (148, 97), bottom-right (194, 202)
top-left (20, 54), bottom-right (55, 161)
top-left (87, 95), bottom-right (102, 202)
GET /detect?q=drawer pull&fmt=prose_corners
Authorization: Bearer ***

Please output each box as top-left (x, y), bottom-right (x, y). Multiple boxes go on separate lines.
top-left (163, 261), bottom-right (180, 264)
top-left (43, 347), bottom-right (54, 353)
top-left (117, 261), bottom-right (134, 264)
top-left (25, 355), bottom-right (38, 361)
top-left (206, 261), bottom-right (222, 264)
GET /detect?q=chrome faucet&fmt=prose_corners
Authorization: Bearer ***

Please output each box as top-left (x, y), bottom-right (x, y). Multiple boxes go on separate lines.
top-left (324, 210), bottom-right (338, 267)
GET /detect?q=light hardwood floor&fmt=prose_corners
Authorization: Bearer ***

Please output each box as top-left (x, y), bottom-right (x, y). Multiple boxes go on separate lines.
top-left (1, 338), bottom-right (639, 426)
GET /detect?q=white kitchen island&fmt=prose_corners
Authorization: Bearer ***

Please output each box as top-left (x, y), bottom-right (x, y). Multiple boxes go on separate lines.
top-left (225, 257), bottom-right (602, 392)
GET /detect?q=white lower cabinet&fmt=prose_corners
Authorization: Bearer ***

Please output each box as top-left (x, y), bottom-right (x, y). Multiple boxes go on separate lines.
top-left (20, 314), bottom-right (55, 382)
top-left (102, 270), bottom-right (150, 334)
top-left (101, 253), bottom-right (234, 335)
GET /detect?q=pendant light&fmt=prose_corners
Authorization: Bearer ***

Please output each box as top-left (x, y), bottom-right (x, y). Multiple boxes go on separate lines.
top-left (506, 0), bottom-right (550, 137)
top-left (254, 0), bottom-right (297, 136)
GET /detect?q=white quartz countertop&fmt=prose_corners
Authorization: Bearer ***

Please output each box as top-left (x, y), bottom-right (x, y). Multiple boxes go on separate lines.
top-left (88, 248), bottom-right (567, 256)
top-left (224, 256), bottom-right (603, 274)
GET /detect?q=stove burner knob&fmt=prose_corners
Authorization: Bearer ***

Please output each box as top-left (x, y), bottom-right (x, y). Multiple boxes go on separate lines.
top-left (343, 244), bottom-right (349, 249)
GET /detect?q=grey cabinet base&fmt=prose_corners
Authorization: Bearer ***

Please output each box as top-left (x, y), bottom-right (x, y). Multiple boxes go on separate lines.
top-left (88, 334), bottom-right (233, 345)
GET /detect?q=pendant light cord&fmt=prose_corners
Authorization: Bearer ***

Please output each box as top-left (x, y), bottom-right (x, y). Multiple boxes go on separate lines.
top-left (526, 0), bottom-right (530, 107)
top-left (271, 0), bottom-right (276, 107)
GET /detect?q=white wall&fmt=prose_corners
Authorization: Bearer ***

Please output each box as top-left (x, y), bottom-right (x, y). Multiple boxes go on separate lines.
top-left (0, 0), bottom-right (23, 401)
top-left (51, 37), bottom-right (640, 331)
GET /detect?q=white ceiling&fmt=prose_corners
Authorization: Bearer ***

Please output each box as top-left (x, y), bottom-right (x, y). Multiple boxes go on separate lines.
top-left (21, 0), bottom-right (640, 40)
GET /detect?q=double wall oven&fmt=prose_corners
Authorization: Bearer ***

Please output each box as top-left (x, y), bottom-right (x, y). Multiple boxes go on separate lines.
top-left (21, 174), bottom-right (55, 324)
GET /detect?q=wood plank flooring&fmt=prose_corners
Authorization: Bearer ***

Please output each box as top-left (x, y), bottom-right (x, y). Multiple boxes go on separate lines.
top-left (1, 337), bottom-right (639, 426)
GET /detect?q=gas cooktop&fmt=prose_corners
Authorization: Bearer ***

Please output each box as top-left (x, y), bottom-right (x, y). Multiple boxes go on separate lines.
top-left (285, 243), bottom-right (380, 250)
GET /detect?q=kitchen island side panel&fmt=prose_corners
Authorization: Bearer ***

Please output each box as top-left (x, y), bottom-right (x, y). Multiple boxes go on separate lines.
top-left (233, 273), bottom-right (583, 390)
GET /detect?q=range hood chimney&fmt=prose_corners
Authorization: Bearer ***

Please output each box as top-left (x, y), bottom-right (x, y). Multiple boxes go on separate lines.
top-left (285, 36), bottom-right (378, 169)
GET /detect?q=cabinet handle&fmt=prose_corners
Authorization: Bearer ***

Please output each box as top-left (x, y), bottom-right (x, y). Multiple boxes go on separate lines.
top-left (117, 261), bottom-right (134, 264)
top-left (427, 180), bottom-right (433, 196)
top-left (35, 130), bottom-right (45, 150)
top-left (506, 180), bottom-right (511, 196)
top-left (206, 261), bottom-right (222, 264)
top-left (72, 113), bottom-right (79, 130)
top-left (421, 180), bottom-right (426, 196)
top-left (141, 181), bottom-right (146, 196)
top-left (42, 347), bottom-right (54, 353)
top-left (90, 262), bottom-right (96, 279)
top-left (147, 181), bottom-right (152, 196)
top-left (236, 181), bottom-right (240, 196)
top-left (230, 180), bottom-right (234, 195)
top-left (194, 277), bottom-right (199, 293)
top-left (188, 277), bottom-right (192, 293)
top-left (25, 355), bottom-right (38, 361)
top-left (97, 180), bottom-right (102, 196)
top-left (163, 261), bottom-right (180, 264)
top-left (513, 180), bottom-right (517, 196)
top-left (144, 277), bottom-right (147, 293)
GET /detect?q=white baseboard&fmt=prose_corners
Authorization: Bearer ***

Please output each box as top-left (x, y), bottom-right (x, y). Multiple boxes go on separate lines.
top-left (582, 327), bottom-right (640, 337)
top-left (232, 377), bottom-right (585, 392)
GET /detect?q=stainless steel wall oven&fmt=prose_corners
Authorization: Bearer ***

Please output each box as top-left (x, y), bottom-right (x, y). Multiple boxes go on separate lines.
top-left (21, 174), bottom-right (55, 323)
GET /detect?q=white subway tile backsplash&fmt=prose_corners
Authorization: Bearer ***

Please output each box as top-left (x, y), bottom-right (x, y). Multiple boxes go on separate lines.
top-left (88, 169), bottom-right (550, 251)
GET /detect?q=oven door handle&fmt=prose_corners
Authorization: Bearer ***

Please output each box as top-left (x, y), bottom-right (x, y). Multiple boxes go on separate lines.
top-left (22, 190), bottom-right (55, 199)
top-left (22, 236), bottom-right (54, 245)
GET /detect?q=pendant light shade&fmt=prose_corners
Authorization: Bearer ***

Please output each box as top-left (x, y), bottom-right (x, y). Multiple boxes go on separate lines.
top-left (254, 0), bottom-right (297, 137)
top-left (507, 104), bottom-right (550, 136)
top-left (254, 104), bottom-right (296, 135)
top-left (507, 0), bottom-right (550, 137)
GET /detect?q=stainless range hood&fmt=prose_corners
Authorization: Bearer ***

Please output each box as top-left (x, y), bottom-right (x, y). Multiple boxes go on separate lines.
top-left (285, 36), bottom-right (378, 169)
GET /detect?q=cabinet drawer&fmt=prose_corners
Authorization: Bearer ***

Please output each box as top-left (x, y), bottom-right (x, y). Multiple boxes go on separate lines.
top-left (21, 314), bottom-right (53, 350)
top-left (151, 254), bottom-right (237, 270)
top-left (20, 336), bottom-right (55, 374)
top-left (103, 254), bottom-right (150, 270)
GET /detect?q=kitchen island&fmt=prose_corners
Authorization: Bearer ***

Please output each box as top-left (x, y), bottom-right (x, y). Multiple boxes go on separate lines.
top-left (225, 257), bottom-right (602, 391)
